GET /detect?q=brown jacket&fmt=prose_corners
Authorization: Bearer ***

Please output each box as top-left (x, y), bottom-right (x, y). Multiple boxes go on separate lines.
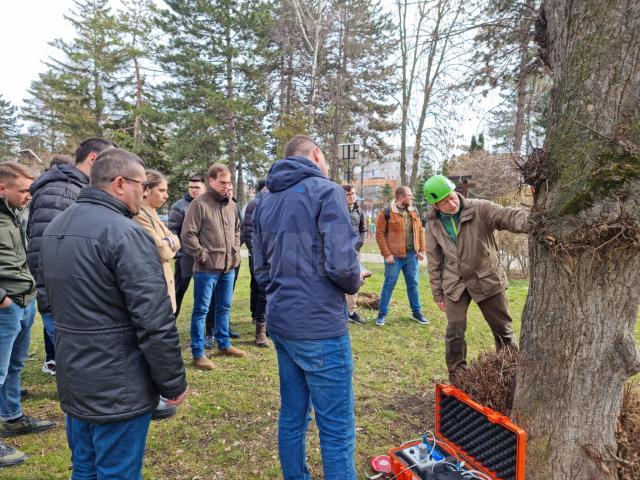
top-left (133, 206), bottom-right (181, 312)
top-left (375, 199), bottom-right (426, 258)
top-left (425, 194), bottom-right (529, 303)
top-left (181, 188), bottom-right (240, 274)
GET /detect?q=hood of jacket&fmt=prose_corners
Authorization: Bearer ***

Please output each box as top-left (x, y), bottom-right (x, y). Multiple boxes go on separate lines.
top-left (266, 156), bottom-right (326, 192)
top-left (30, 164), bottom-right (89, 195)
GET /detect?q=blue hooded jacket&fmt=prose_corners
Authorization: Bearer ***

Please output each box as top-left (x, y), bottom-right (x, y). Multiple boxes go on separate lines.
top-left (253, 156), bottom-right (361, 340)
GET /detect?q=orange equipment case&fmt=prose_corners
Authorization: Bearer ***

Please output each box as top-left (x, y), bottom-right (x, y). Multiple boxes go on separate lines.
top-left (388, 384), bottom-right (526, 480)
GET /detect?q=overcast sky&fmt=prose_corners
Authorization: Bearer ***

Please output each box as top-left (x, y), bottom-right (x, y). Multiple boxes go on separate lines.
top-left (0, 1), bottom-right (75, 106)
top-left (0, 0), bottom-right (493, 153)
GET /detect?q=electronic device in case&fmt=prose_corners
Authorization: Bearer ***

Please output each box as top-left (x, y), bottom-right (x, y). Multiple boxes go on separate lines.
top-left (388, 384), bottom-right (526, 480)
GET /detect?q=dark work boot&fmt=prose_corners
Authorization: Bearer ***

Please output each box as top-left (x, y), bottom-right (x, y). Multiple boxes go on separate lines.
top-left (255, 323), bottom-right (270, 348)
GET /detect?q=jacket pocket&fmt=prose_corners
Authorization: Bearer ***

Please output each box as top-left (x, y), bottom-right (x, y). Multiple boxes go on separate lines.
top-left (203, 247), bottom-right (226, 271)
top-left (476, 268), bottom-right (504, 297)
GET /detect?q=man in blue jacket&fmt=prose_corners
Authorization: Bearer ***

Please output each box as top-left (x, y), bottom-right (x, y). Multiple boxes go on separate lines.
top-left (253, 135), bottom-right (367, 480)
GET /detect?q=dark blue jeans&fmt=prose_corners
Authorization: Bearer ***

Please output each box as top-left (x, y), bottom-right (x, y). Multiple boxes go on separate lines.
top-left (66, 412), bottom-right (152, 480)
top-left (378, 251), bottom-right (422, 315)
top-left (271, 333), bottom-right (356, 480)
top-left (41, 312), bottom-right (56, 361)
top-left (0, 299), bottom-right (35, 421)
top-left (191, 270), bottom-right (235, 357)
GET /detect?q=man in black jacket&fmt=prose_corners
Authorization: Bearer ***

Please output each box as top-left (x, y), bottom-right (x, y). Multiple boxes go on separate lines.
top-left (27, 138), bottom-right (117, 376)
top-left (241, 179), bottom-right (269, 347)
top-left (168, 174), bottom-right (206, 317)
top-left (40, 148), bottom-right (187, 478)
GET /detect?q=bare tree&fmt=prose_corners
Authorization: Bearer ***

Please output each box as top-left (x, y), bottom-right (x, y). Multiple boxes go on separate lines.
top-left (394, 0), bottom-right (469, 188)
top-left (511, 1), bottom-right (640, 478)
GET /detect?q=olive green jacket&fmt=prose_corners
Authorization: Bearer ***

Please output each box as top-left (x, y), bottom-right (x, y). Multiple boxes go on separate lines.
top-left (0, 197), bottom-right (35, 305)
top-left (425, 194), bottom-right (529, 303)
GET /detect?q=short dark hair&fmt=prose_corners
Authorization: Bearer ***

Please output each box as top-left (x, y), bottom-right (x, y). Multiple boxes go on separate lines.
top-left (208, 164), bottom-right (231, 179)
top-left (342, 184), bottom-right (355, 193)
top-left (90, 148), bottom-right (146, 190)
top-left (49, 155), bottom-right (73, 168)
top-left (284, 135), bottom-right (317, 159)
top-left (75, 137), bottom-right (118, 164)
top-left (188, 174), bottom-right (205, 183)
top-left (256, 178), bottom-right (267, 192)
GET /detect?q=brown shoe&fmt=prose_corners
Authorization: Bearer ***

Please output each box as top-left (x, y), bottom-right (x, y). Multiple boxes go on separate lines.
top-left (214, 346), bottom-right (247, 358)
top-left (255, 323), bottom-right (270, 348)
top-left (192, 356), bottom-right (214, 370)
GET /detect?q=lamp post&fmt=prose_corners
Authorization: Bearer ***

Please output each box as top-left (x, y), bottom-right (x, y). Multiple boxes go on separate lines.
top-left (338, 143), bottom-right (359, 183)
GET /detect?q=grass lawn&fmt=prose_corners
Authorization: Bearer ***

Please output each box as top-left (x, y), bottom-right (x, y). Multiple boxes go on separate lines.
top-left (10, 262), bottom-right (640, 479)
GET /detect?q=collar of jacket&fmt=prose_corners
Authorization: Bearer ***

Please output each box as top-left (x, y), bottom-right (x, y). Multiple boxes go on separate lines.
top-left (182, 192), bottom-right (194, 203)
top-left (207, 187), bottom-right (230, 204)
top-left (390, 198), bottom-right (417, 215)
top-left (427, 193), bottom-right (474, 223)
top-left (0, 195), bottom-right (21, 222)
top-left (76, 187), bottom-right (134, 218)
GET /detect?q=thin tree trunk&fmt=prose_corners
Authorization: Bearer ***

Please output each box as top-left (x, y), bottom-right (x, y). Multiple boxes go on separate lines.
top-left (512, 1), bottom-right (640, 478)
top-left (133, 57), bottom-right (143, 146)
top-left (225, 20), bottom-right (237, 189)
top-left (512, 39), bottom-right (529, 154)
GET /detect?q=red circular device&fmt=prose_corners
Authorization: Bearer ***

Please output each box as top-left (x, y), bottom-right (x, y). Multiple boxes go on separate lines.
top-left (371, 454), bottom-right (392, 474)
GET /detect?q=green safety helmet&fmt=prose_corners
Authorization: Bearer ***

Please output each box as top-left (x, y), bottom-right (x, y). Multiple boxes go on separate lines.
top-left (423, 175), bottom-right (456, 205)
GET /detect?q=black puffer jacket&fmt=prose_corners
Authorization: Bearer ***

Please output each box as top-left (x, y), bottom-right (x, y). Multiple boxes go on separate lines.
top-left (40, 187), bottom-right (187, 424)
top-left (27, 164), bottom-right (89, 313)
top-left (168, 193), bottom-right (192, 257)
top-left (240, 193), bottom-right (262, 254)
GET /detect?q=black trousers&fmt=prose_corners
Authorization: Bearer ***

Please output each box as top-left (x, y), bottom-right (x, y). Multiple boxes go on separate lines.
top-left (174, 255), bottom-right (194, 317)
top-left (249, 255), bottom-right (266, 324)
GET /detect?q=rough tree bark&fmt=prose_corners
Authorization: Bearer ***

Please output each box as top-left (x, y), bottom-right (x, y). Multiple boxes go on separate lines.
top-left (512, 1), bottom-right (640, 479)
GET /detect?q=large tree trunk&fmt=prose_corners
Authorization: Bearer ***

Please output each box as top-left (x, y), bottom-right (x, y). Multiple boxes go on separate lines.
top-left (512, 1), bottom-right (640, 479)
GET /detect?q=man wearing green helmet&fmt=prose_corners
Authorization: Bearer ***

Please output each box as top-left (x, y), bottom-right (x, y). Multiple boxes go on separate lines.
top-left (423, 174), bottom-right (529, 381)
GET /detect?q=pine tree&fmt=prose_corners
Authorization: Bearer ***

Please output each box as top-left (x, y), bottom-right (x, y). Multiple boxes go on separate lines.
top-left (316, 0), bottom-right (396, 180)
top-left (0, 95), bottom-right (20, 160)
top-left (156, 0), bottom-right (273, 202)
top-left (413, 160), bottom-right (435, 223)
top-left (41, 0), bottom-right (125, 146)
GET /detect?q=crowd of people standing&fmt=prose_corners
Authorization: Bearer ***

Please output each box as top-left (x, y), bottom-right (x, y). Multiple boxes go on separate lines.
top-left (0, 134), bottom-right (528, 478)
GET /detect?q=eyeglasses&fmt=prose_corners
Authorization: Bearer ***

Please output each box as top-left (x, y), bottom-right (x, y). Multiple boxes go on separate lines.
top-left (111, 176), bottom-right (149, 188)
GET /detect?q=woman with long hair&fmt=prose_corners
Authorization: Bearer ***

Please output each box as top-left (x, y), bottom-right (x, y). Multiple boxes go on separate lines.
top-left (133, 169), bottom-right (182, 421)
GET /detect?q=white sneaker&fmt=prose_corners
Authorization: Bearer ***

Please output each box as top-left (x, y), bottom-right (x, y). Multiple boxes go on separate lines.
top-left (41, 360), bottom-right (56, 375)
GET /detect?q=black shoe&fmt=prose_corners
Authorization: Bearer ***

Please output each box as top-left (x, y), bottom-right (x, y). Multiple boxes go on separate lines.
top-left (151, 398), bottom-right (177, 421)
top-left (230, 330), bottom-right (240, 339)
top-left (348, 312), bottom-right (366, 325)
top-left (0, 416), bottom-right (54, 437)
top-left (19, 389), bottom-right (28, 399)
top-left (0, 440), bottom-right (26, 467)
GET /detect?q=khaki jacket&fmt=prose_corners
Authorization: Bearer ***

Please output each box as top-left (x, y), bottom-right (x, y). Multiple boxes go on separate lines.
top-left (375, 199), bottom-right (426, 258)
top-left (425, 194), bottom-right (529, 303)
top-left (181, 188), bottom-right (240, 274)
top-left (134, 206), bottom-right (181, 312)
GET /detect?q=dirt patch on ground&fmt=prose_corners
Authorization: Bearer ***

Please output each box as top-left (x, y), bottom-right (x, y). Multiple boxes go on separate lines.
top-left (357, 291), bottom-right (380, 310)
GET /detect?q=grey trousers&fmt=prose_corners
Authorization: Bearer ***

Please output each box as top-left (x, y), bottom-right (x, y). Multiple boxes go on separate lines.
top-left (444, 289), bottom-right (517, 375)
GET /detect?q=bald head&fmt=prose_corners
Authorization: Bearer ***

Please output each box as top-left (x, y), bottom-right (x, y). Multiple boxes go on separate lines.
top-left (283, 135), bottom-right (329, 177)
top-left (284, 135), bottom-right (317, 159)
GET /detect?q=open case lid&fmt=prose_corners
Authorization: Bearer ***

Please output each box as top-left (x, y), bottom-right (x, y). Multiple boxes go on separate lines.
top-left (435, 384), bottom-right (526, 480)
